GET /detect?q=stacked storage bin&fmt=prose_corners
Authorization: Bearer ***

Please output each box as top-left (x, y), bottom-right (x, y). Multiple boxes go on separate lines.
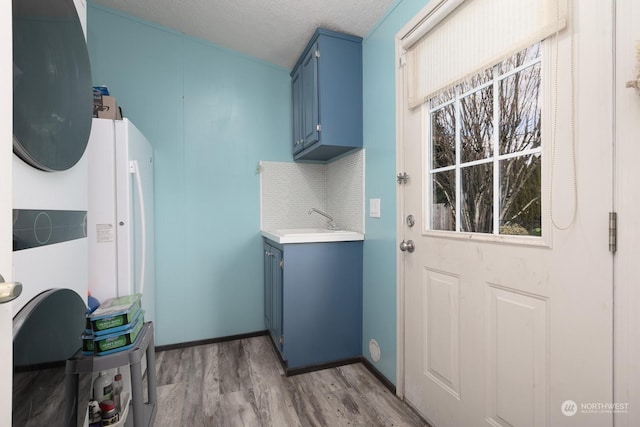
top-left (83, 294), bottom-right (145, 356)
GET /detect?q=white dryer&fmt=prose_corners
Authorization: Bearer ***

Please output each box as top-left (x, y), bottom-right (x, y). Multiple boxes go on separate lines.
top-left (11, 0), bottom-right (92, 368)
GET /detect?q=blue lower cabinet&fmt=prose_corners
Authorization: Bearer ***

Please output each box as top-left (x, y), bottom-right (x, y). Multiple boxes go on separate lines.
top-left (263, 238), bottom-right (363, 371)
top-left (263, 241), bottom-right (283, 353)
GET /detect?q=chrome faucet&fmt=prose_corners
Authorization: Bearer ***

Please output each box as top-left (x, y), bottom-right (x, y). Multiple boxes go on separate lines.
top-left (308, 208), bottom-right (338, 230)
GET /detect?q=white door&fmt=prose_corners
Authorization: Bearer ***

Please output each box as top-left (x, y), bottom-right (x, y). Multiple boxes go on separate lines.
top-left (0, 1), bottom-right (13, 425)
top-left (614, 0), bottom-right (640, 425)
top-left (399, 2), bottom-right (614, 426)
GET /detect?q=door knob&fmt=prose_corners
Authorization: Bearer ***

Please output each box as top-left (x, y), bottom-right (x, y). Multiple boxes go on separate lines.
top-left (0, 273), bottom-right (22, 304)
top-left (399, 240), bottom-right (415, 253)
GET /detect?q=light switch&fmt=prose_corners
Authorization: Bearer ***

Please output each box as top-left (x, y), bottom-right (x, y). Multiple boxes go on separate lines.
top-left (370, 198), bottom-right (381, 218)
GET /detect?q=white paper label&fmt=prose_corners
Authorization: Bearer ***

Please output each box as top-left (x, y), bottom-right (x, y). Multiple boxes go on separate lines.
top-left (96, 224), bottom-right (114, 243)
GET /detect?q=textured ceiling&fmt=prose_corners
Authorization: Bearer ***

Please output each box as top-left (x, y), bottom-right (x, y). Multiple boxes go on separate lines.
top-left (91, 0), bottom-right (397, 69)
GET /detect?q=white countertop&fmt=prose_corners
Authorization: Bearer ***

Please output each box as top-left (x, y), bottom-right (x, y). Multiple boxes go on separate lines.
top-left (261, 228), bottom-right (365, 244)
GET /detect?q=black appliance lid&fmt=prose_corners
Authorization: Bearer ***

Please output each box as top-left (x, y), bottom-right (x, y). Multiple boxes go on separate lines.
top-left (12, 0), bottom-right (92, 172)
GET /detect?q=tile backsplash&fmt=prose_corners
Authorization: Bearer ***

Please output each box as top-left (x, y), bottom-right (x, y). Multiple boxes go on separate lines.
top-left (260, 150), bottom-right (364, 233)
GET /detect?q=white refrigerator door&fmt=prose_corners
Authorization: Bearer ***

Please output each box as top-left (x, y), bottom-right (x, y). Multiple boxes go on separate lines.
top-left (87, 118), bottom-right (118, 304)
top-left (115, 119), bottom-right (155, 325)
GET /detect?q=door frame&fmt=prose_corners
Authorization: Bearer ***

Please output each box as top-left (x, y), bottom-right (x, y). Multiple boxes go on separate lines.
top-left (613, 0), bottom-right (640, 425)
top-left (0, 0), bottom-right (13, 424)
top-left (394, 32), bottom-right (406, 399)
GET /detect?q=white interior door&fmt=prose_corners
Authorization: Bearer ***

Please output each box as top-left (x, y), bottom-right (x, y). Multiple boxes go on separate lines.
top-left (398, 2), bottom-right (614, 426)
top-left (0, 1), bottom-right (13, 425)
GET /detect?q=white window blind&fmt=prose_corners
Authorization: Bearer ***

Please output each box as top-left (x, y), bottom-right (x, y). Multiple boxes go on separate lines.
top-left (402, 0), bottom-right (567, 108)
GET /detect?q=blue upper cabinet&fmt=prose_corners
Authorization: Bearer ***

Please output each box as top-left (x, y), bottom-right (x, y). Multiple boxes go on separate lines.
top-left (291, 29), bottom-right (363, 162)
top-left (291, 69), bottom-right (304, 155)
top-left (301, 42), bottom-right (320, 150)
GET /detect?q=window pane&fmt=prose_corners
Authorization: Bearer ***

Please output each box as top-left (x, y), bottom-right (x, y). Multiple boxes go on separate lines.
top-left (431, 170), bottom-right (456, 231)
top-left (459, 68), bottom-right (493, 94)
top-left (499, 154), bottom-right (541, 235)
top-left (425, 42), bottom-right (543, 238)
top-left (498, 43), bottom-right (541, 75)
top-left (499, 62), bottom-right (541, 155)
top-left (461, 86), bottom-right (493, 163)
top-left (431, 104), bottom-right (456, 169)
top-left (429, 87), bottom-right (456, 109)
top-left (461, 163), bottom-right (493, 233)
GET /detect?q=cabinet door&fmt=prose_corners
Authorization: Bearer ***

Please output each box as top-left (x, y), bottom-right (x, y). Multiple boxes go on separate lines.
top-left (301, 42), bottom-right (319, 148)
top-left (263, 243), bottom-right (272, 331)
top-left (270, 246), bottom-right (283, 353)
top-left (291, 70), bottom-right (303, 155)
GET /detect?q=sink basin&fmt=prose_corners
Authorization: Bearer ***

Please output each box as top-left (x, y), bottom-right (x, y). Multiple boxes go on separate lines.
top-left (261, 228), bottom-right (364, 244)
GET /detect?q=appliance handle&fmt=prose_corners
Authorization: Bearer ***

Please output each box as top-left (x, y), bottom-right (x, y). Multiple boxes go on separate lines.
top-left (130, 160), bottom-right (146, 295)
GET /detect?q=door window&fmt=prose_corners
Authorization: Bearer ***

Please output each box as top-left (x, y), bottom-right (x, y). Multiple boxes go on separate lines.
top-left (427, 43), bottom-right (542, 236)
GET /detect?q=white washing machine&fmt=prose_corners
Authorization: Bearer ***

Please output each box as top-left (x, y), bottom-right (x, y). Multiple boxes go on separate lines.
top-left (11, 0), bottom-right (92, 367)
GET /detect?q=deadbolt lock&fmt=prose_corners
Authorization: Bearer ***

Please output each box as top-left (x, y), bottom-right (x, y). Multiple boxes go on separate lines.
top-left (406, 215), bottom-right (415, 228)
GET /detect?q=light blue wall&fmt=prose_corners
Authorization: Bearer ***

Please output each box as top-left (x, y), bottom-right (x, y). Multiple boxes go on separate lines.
top-left (87, 0), bottom-right (432, 377)
top-left (87, 4), bottom-right (291, 346)
top-left (362, 0), bottom-right (430, 384)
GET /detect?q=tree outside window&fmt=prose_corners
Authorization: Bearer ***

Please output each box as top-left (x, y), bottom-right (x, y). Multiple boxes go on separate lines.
top-left (428, 43), bottom-right (542, 236)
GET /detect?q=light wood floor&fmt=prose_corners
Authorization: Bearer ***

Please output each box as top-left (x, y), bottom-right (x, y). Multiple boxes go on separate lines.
top-left (12, 334), bottom-right (428, 426)
top-left (154, 335), bottom-right (429, 427)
